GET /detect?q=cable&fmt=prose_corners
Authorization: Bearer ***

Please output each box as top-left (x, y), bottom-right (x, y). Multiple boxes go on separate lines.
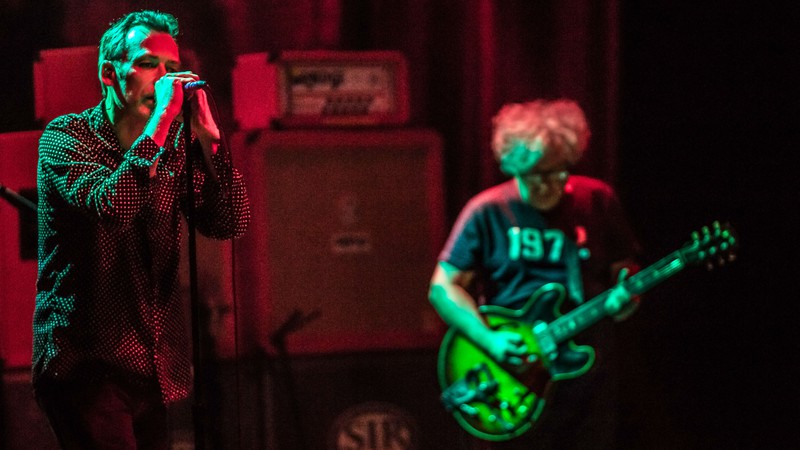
top-left (193, 83), bottom-right (244, 449)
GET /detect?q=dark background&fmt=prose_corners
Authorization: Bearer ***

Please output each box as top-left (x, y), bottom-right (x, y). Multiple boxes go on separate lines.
top-left (1, 1), bottom-right (797, 448)
top-left (617, 2), bottom-right (797, 448)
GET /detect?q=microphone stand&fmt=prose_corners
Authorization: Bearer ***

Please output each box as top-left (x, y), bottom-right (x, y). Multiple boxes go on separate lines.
top-left (0, 184), bottom-right (37, 213)
top-left (269, 309), bottom-right (320, 450)
top-left (0, 183), bottom-right (37, 259)
top-left (183, 97), bottom-right (207, 450)
top-left (0, 185), bottom-right (36, 445)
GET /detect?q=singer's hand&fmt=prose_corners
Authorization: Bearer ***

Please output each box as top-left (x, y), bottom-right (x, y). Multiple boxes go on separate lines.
top-left (144, 71), bottom-right (199, 150)
top-left (189, 89), bottom-right (220, 156)
top-left (152, 71), bottom-right (199, 123)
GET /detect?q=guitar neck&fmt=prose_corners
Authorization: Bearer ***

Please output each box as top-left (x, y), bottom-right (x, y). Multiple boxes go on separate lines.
top-left (548, 250), bottom-right (687, 343)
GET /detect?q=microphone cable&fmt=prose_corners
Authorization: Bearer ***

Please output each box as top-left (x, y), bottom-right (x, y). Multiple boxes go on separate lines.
top-left (191, 82), bottom-right (246, 450)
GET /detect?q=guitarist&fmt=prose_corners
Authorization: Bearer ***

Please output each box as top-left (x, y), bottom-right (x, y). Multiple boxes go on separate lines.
top-left (429, 99), bottom-right (641, 449)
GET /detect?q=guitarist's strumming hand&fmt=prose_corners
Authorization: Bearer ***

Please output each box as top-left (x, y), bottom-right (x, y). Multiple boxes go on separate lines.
top-left (483, 329), bottom-right (531, 366)
top-left (430, 261), bottom-right (539, 368)
top-left (604, 267), bottom-right (638, 321)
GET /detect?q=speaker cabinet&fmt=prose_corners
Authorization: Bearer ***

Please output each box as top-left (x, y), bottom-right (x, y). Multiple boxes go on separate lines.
top-left (269, 350), bottom-right (462, 450)
top-left (208, 349), bottom-right (464, 450)
top-left (34, 46), bottom-right (100, 125)
top-left (232, 129), bottom-right (447, 356)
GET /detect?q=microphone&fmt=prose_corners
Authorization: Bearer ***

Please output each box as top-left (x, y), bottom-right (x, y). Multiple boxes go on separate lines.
top-left (184, 80), bottom-right (207, 91)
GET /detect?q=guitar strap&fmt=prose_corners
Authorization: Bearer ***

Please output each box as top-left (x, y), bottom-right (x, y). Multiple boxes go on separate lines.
top-left (565, 239), bottom-right (585, 305)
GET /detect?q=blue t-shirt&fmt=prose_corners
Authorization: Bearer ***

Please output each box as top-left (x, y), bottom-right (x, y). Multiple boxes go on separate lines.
top-left (440, 176), bottom-right (640, 309)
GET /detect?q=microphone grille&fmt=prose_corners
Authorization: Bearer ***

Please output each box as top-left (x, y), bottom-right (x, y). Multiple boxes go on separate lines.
top-left (184, 80), bottom-right (207, 91)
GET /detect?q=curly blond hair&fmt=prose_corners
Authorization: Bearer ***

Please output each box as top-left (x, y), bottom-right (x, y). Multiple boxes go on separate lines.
top-left (491, 99), bottom-right (591, 176)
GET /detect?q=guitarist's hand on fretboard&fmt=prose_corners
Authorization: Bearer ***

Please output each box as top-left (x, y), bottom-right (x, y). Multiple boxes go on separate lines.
top-left (606, 267), bottom-right (639, 321)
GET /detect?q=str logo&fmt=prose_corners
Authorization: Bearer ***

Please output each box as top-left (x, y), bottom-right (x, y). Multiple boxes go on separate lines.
top-left (328, 402), bottom-right (417, 450)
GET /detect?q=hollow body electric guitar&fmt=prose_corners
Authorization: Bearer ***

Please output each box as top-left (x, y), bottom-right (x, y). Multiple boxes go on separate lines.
top-left (438, 222), bottom-right (737, 441)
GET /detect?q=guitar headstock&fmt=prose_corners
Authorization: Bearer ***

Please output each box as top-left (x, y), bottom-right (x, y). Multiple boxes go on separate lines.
top-left (681, 221), bottom-right (738, 270)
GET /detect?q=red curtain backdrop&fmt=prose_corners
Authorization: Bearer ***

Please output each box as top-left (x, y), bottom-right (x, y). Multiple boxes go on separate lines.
top-left (6, 0), bottom-right (620, 222)
top-left (0, 0), bottom-right (620, 367)
top-left (0, 0), bottom-right (620, 365)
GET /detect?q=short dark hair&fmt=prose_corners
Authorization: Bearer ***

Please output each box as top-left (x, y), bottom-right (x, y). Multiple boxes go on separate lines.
top-left (98, 10), bottom-right (179, 94)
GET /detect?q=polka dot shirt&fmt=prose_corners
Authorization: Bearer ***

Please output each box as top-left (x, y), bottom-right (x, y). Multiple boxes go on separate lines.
top-left (33, 103), bottom-right (250, 403)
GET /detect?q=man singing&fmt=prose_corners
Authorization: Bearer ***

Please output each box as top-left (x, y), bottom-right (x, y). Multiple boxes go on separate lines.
top-left (33, 10), bottom-right (250, 449)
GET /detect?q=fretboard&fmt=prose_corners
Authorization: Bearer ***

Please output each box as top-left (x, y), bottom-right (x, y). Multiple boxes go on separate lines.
top-left (547, 250), bottom-right (687, 343)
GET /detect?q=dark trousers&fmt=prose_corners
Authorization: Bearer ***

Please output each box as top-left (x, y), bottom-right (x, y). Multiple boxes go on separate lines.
top-left (35, 375), bottom-right (169, 450)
